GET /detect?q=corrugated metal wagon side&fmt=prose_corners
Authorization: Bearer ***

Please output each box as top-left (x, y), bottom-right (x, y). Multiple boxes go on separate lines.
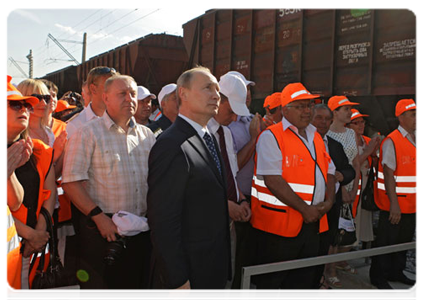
top-left (182, 9), bottom-right (415, 135)
top-left (43, 33), bottom-right (188, 98)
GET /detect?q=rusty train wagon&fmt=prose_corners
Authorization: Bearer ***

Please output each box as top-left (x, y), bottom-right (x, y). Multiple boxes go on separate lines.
top-left (43, 33), bottom-right (188, 98)
top-left (76, 33), bottom-right (188, 97)
top-left (182, 9), bottom-right (416, 136)
top-left (42, 65), bottom-right (79, 99)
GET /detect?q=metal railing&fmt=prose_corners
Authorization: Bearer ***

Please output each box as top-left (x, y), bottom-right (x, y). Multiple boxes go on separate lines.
top-left (6, 285), bottom-right (80, 300)
top-left (240, 241), bottom-right (416, 289)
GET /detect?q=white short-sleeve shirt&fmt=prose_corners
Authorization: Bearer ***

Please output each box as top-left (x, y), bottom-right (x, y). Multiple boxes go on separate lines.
top-left (255, 117), bottom-right (335, 204)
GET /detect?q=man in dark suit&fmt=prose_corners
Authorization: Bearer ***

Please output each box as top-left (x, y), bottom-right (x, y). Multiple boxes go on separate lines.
top-left (311, 103), bottom-right (356, 288)
top-left (147, 66), bottom-right (231, 289)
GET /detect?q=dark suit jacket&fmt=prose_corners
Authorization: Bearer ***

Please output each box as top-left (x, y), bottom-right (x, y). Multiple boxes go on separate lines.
top-left (146, 113), bottom-right (172, 139)
top-left (326, 136), bottom-right (356, 231)
top-left (147, 116), bottom-right (231, 289)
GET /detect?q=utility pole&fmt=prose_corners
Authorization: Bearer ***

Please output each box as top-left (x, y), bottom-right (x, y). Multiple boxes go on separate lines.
top-left (82, 32), bottom-right (87, 63)
top-left (26, 50), bottom-right (33, 78)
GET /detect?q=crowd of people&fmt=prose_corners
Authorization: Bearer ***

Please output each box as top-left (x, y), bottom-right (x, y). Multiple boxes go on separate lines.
top-left (6, 65), bottom-right (416, 290)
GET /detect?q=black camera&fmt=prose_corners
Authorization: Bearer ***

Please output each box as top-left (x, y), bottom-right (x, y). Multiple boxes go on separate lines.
top-left (103, 236), bottom-right (127, 266)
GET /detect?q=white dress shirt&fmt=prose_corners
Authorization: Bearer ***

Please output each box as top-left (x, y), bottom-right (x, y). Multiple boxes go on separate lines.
top-left (207, 117), bottom-right (240, 200)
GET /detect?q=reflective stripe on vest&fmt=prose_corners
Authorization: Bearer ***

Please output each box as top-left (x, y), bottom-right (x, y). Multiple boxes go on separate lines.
top-left (250, 123), bottom-right (329, 237)
top-left (252, 175), bottom-right (314, 205)
top-left (7, 207), bottom-right (20, 254)
top-left (377, 182), bottom-right (416, 194)
top-left (378, 171), bottom-right (416, 183)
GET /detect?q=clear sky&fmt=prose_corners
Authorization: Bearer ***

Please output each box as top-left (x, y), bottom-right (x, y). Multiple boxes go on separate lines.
top-left (6, 7), bottom-right (208, 85)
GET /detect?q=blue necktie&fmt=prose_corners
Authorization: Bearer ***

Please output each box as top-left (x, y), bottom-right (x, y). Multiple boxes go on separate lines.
top-left (203, 132), bottom-right (222, 175)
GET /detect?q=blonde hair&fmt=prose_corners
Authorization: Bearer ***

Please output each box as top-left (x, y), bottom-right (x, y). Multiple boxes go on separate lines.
top-left (17, 79), bottom-right (50, 126)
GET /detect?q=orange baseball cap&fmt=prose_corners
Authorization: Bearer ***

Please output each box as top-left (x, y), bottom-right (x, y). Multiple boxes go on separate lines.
top-left (55, 100), bottom-right (77, 113)
top-left (327, 96), bottom-right (359, 111)
top-left (263, 92), bottom-right (281, 109)
top-left (351, 109), bottom-right (369, 121)
top-left (7, 75), bottom-right (39, 107)
top-left (280, 83), bottom-right (320, 107)
top-left (395, 99), bottom-right (416, 117)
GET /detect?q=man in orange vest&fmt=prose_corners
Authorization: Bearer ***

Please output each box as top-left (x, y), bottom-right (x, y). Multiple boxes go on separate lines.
top-left (369, 99), bottom-right (416, 289)
top-left (251, 83), bottom-right (336, 289)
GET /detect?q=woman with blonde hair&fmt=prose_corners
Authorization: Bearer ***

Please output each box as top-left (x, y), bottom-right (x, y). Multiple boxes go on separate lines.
top-left (17, 79), bottom-right (67, 178)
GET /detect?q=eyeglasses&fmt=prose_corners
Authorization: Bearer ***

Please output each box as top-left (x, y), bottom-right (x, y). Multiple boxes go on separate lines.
top-left (31, 94), bottom-right (52, 104)
top-left (286, 102), bottom-right (315, 111)
top-left (350, 120), bottom-right (366, 125)
top-left (8, 101), bottom-right (34, 113)
top-left (92, 67), bottom-right (116, 75)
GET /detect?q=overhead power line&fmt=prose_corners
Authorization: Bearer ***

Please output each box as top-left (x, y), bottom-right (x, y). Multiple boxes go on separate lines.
top-left (64, 9), bottom-right (138, 58)
top-left (9, 57), bottom-right (29, 78)
top-left (89, 9), bottom-right (160, 48)
top-left (47, 33), bottom-right (80, 65)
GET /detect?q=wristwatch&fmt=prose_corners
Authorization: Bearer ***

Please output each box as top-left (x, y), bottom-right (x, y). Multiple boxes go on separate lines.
top-left (88, 206), bottom-right (103, 218)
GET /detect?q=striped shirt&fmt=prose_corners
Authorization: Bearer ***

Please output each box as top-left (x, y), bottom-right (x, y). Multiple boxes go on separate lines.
top-left (62, 112), bottom-right (156, 216)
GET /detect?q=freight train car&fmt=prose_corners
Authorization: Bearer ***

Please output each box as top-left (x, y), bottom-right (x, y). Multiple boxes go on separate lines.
top-left (42, 65), bottom-right (78, 99)
top-left (43, 33), bottom-right (188, 98)
top-left (182, 9), bottom-right (416, 136)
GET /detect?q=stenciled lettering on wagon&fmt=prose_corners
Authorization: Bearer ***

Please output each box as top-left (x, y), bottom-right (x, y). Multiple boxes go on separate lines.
top-left (339, 42), bottom-right (371, 64)
top-left (340, 10), bottom-right (371, 33)
top-left (205, 30), bottom-right (212, 40)
top-left (281, 28), bottom-right (301, 41)
top-left (278, 9), bottom-right (301, 18)
top-left (236, 24), bottom-right (245, 34)
top-left (380, 39), bottom-right (416, 60)
top-left (235, 60), bottom-right (248, 70)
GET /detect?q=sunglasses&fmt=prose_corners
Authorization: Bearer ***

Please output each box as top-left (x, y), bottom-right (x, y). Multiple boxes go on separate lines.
top-left (31, 94), bottom-right (52, 104)
top-left (92, 67), bottom-right (117, 75)
top-left (8, 101), bottom-right (34, 113)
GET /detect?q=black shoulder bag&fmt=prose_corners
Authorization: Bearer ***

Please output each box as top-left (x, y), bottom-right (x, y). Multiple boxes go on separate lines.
top-left (29, 207), bottom-right (69, 289)
top-left (361, 165), bottom-right (379, 211)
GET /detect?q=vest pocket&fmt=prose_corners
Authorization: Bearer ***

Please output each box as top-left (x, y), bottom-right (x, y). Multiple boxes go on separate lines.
top-left (261, 204), bottom-right (286, 213)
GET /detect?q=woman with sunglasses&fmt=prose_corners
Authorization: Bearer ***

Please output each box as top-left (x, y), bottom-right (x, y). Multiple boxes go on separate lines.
top-left (7, 76), bottom-right (56, 288)
top-left (347, 109), bottom-right (380, 248)
top-left (17, 79), bottom-right (67, 179)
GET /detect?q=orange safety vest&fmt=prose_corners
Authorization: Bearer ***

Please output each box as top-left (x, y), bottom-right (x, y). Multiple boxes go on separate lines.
top-left (375, 129), bottom-right (416, 213)
top-left (352, 135), bottom-right (372, 218)
top-left (251, 123), bottom-right (331, 237)
top-left (11, 139), bottom-right (53, 287)
top-left (7, 206), bottom-right (22, 289)
top-left (12, 139), bottom-right (53, 224)
top-left (51, 118), bottom-right (67, 138)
